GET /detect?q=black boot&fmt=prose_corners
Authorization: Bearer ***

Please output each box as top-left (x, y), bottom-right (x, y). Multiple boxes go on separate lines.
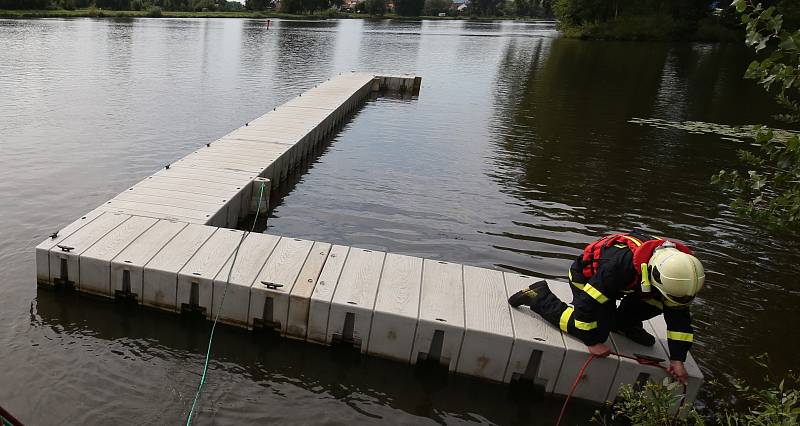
top-left (508, 280), bottom-right (549, 308)
top-left (615, 325), bottom-right (656, 347)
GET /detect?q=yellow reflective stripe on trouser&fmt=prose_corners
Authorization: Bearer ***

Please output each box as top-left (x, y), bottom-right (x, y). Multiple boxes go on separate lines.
top-left (568, 270), bottom-right (585, 290)
top-left (667, 331), bottom-right (694, 342)
top-left (574, 319), bottom-right (598, 330)
top-left (559, 307), bottom-right (574, 332)
top-left (582, 283), bottom-right (609, 304)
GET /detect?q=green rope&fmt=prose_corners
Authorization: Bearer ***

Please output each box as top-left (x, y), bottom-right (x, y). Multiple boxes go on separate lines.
top-left (185, 181), bottom-right (266, 425)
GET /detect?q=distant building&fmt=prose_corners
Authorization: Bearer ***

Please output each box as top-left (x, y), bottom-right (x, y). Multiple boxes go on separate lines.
top-left (450, 0), bottom-right (468, 13)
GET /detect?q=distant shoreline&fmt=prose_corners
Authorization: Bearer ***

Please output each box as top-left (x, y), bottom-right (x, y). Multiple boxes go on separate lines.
top-left (0, 8), bottom-right (535, 20)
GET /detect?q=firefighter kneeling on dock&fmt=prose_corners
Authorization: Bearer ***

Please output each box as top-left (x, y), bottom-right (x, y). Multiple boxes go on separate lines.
top-left (508, 232), bottom-right (704, 384)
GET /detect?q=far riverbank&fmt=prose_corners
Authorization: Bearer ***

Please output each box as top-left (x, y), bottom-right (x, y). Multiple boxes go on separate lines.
top-left (0, 7), bottom-right (530, 20)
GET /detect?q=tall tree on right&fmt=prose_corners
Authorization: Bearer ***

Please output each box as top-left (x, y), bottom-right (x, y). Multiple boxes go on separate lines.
top-left (713, 0), bottom-right (800, 228)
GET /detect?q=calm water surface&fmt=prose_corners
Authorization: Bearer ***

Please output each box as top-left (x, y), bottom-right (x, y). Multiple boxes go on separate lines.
top-left (1, 17), bottom-right (798, 425)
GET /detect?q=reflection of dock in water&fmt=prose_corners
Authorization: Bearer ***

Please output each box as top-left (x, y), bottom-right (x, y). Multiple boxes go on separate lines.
top-left (34, 72), bottom-right (701, 406)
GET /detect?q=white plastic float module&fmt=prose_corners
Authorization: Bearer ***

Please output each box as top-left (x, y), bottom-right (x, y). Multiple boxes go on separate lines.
top-left (457, 266), bottom-right (515, 382)
top-left (411, 259), bottom-right (465, 372)
top-left (248, 237), bottom-right (314, 334)
top-left (101, 199), bottom-right (211, 222)
top-left (549, 280), bottom-right (621, 402)
top-left (140, 224), bottom-right (217, 311)
top-left (367, 253), bottom-right (423, 363)
top-left (210, 232), bottom-right (281, 327)
top-left (115, 186), bottom-right (229, 221)
top-left (78, 215), bottom-right (158, 297)
top-left (325, 248), bottom-right (386, 351)
top-left (176, 228), bottom-right (245, 318)
top-left (131, 175), bottom-right (248, 219)
top-left (35, 208), bottom-right (104, 284)
top-left (307, 245), bottom-right (351, 344)
top-left (503, 273), bottom-right (566, 392)
top-left (109, 220), bottom-right (188, 302)
top-left (286, 242), bottom-right (332, 340)
top-left (47, 212), bottom-right (130, 289)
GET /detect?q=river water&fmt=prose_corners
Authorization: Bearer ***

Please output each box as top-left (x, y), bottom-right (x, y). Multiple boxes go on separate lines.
top-left (1, 17), bottom-right (798, 425)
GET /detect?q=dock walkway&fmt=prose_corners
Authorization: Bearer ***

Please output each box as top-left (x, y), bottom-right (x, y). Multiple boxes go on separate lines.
top-left (34, 72), bottom-right (701, 406)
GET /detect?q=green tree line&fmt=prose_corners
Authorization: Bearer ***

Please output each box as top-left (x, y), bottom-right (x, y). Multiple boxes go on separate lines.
top-left (0, 0), bottom-right (247, 12)
top-left (0, 0), bottom-right (556, 17)
top-left (553, 0), bottom-right (800, 41)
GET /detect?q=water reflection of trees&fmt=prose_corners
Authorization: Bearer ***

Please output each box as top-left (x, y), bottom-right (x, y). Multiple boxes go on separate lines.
top-left (488, 39), bottom-right (781, 236)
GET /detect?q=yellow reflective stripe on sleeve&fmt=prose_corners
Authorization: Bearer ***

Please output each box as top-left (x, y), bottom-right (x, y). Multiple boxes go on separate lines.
top-left (622, 235), bottom-right (643, 246)
top-left (644, 299), bottom-right (664, 310)
top-left (582, 283), bottom-right (609, 304)
top-left (667, 331), bottom-right (694, 342)
top-left (568, 270), bottom-right (585, 290)
top-left (559, 307), bottom-right (574, 332)
top-left (574, 319), bottom-right (598, 330)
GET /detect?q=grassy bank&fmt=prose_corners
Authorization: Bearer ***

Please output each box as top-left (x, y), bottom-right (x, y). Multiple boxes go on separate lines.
top-left (560, 16), bottom-right (741, 42)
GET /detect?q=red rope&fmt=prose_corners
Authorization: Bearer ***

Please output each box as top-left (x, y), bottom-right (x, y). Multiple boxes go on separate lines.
top-left (555, 354), bottom-right (596, 426)
top-left (554, 352), bottom-right (688, 426)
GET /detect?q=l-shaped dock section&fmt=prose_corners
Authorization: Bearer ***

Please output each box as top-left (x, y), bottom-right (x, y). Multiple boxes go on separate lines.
top-left (34, 72), bottom-right (701, 407)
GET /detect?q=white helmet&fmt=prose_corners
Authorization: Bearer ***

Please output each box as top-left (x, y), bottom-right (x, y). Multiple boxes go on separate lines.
top-left (648, 244), bottom-right (705, 305)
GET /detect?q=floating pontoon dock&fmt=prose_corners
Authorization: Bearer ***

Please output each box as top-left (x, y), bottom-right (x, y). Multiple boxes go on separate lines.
top-left (35, 72), bottom-right (702, 405)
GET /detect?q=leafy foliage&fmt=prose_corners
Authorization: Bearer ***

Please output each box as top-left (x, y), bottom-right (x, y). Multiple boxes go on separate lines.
top-left (593, 355), bottom-right (798, 426)
top-left (716, 355), bottom-right (800, 425)
top-left (713, 0), bottom-right (800, 228)
top-left (552, 0), bottom-right (739, 41)
top-left (593, 378), bottom-right (705, 426)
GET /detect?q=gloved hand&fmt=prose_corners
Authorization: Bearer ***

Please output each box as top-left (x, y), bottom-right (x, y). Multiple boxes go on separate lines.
top-left (587, 343), bottom-right (611, 357)
top-left (667, 360), bottom-right (688, 384)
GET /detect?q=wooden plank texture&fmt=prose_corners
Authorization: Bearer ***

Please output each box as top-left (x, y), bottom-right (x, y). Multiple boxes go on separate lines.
top-left (368, 253), bottom-right (423, 363)
top-left (307, 245), bottom-right (350, 344)
top-left (211, 232), bottom-right (281, 327)
top-left (248, 237), bottom-right (314, 334)
top-left (549, 280), bottom-right (620, 403)
top-left (78, 215), bottom-right (158, 296)
top-left (503, 273), bottom-right (566, 392)
top-left (457, 266), bottom-right (514, 382)
top-left (141, 224), bottom-right (217, 311)
top-left (326, 248), bottom-right (386, 352)
top-left (286, 242), bottom-right (332, 340)
top-left (48, 212), bottom-right (130, 288)
top-left (411, 259), bottom-right (464, 371)
top-left (36, 209), bottom-right (104, 284)
top-left (176, 228), bottom-right (245, 318)
top-left (110, 220), bottom-right (188, 301)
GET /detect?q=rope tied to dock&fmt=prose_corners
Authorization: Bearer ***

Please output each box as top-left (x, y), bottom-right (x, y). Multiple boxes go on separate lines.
top-left (185, 181), bottom-right (266, 425)
top-left (555, 351), bottom-right (687, 426)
